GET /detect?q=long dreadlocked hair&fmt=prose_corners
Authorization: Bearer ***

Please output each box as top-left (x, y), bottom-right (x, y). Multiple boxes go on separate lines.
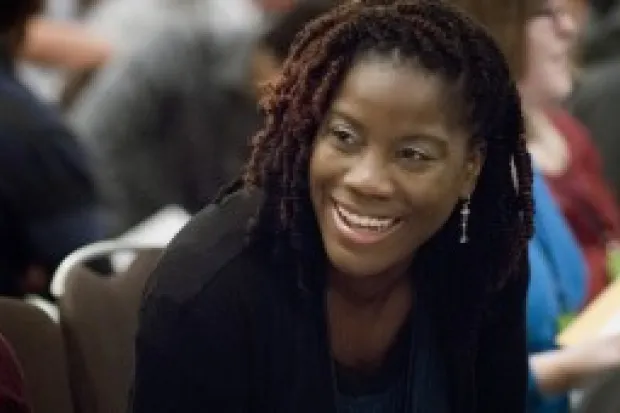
top-left (241, 0), bottom-right (533, 296)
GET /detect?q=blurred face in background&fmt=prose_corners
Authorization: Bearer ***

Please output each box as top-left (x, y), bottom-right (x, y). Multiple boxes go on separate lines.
top-left (520, 0), bottom-right (577, 106)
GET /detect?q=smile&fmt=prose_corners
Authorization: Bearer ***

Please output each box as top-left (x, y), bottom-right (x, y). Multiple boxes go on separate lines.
top-left (331, 201), bottom-right (402, 245)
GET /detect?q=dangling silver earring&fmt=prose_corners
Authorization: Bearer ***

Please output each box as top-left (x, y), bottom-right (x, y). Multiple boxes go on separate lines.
top-left (460, 195), bottom-right (471, 244)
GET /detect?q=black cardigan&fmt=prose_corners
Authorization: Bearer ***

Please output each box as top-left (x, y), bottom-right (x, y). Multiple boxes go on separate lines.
top-left (131, 189), bottom-right (529, 413)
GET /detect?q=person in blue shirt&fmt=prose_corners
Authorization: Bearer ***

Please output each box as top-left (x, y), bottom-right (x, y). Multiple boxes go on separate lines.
top-left (527, 169), bottom-right (586, 412)
top-left (527, 169), bottom-right (620, 412)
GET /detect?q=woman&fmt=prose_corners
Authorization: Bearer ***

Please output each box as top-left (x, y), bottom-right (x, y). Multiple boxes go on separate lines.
top-left (522, 0), bottom-right (620, 302)
top-left (132, 1), bottom-right (533, 412)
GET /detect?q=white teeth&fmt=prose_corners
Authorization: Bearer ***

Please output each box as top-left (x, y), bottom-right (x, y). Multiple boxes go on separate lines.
top-left (336, 204), bottom-right (397, 230)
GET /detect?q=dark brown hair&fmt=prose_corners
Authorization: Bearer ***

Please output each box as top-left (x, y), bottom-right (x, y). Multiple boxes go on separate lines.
top-left (0, 0), bottom-right (43, 51)
top-left (241, 0), bottom-right (533, 297)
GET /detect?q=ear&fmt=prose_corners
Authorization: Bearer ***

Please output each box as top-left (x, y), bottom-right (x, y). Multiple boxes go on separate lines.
top-left (460, 142), bottom-right (486, 199)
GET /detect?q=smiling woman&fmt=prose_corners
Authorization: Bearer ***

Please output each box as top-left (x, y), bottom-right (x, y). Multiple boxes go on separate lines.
top-left (132, 1), bottom-right (533, 412)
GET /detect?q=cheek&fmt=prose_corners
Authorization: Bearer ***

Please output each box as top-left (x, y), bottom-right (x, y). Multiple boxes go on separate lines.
top-left (526, 26), bottom-right (553, 72)
top-left (395, 165), bottom-right (465, 222)
top-left (309, 142), bottom-right (340, 199)
top-left (407, 179), bottom-right (460, 219)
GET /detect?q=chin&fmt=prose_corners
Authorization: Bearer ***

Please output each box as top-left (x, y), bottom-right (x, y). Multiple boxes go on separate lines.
top-left (324, 243), bottom-right (399, 280)
top-left (331, 260), bottom-right (381, 279)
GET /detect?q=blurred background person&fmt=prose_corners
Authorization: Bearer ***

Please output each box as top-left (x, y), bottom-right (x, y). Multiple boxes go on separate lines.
top-left (60, 0), bottom-right (267, 110)
top-left (66, 0), bottom-right (271, 233)
top-left (570, 0), bottom-right (620, 202)
top-left (17, 0), bottom-right (109, 102)
top-left (521, 0), bottom-right (620, 304)
top-left (447, 0), bottom-right (620, 412)
top-left (0, 0), bottom-right (106, 298)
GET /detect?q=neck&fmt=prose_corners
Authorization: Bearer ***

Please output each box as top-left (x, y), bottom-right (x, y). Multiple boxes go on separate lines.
top-left (326, 265), bottom-right (413, 369)
top-left (518, 82), bottom-right (554, 114)
top-left (327, 263), bottom-right (412, 311)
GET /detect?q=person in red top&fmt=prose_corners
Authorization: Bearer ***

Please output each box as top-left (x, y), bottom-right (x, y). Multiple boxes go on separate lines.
top-left (0, 333), bottom-right (31, 413)
top-left (519, 0), bottom-right (620, 304)
top-left (544, 109), bottom-right (620, 302)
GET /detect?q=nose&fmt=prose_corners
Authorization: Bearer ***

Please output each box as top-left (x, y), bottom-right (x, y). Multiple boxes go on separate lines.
top-left (556, 6), bottom-right (577, 39)
top-left (342, 151), bottom-right (394, 199)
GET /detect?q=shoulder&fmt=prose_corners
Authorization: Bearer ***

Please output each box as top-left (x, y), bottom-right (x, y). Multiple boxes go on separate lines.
top-left (0, 75), bottom-right (66, 138)
top-left (133, 187), bottom-right (277, 411)
top-left (0, 90), bottom-right (94, 206)
top-left (136, 187), bottom-right (269, 373)
top-left (142, 187), bottom-right (265, 310)
top-left (546, 109), bottom-right (592, 148)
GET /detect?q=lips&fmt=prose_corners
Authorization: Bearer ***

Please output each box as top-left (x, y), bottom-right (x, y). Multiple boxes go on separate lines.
top-left (331, 201), bottom-right (402, 245)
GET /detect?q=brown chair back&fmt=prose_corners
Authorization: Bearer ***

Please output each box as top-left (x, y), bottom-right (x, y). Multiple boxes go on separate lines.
top-left (0, 298), bottom-right (74, 413)
top-left (58, 248), bottom-right (162, 413)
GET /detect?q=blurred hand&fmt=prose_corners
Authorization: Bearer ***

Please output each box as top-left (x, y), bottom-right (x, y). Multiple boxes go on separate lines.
top-left (530, 333), bottom-right (620, 395)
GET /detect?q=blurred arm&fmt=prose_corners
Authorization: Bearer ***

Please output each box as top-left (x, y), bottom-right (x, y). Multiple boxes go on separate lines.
top-left (530, 334), bottom-right (620, 395)
top-left (20, 17), bottom-right (112, 69)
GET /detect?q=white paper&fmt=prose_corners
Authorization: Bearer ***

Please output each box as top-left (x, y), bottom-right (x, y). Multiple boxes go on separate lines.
top-left (600, 311), bottom-right (620, 338)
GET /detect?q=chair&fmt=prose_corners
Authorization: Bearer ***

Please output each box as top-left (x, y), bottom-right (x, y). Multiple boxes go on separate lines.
top-left (0, 298), bottom-right (74, 413)
top-left (56, 242), bottom-right (162, 413)
top-left (576, 369), bottom-right (620, 413)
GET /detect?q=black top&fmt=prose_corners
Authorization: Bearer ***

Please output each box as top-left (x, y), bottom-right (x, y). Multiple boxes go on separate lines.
top-left (132, 188), bottom-right (529, 413)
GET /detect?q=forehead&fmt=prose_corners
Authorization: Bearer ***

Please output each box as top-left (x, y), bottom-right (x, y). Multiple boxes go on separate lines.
top-left (329, 59), bottom-right (463, 130)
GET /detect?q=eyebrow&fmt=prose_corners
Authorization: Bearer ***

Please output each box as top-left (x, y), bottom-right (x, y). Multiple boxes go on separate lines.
top-left (328, 108), bottom-right (449, 144)
top-left (327, 109), bottom-right (366, 133)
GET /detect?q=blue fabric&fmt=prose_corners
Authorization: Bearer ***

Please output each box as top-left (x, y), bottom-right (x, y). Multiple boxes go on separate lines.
top-left (527, 170), bottom-right (587, 413)
top-left (27, 207), bottom-right (108, 271)
top-left (0, 58), bottom-right (106, 295)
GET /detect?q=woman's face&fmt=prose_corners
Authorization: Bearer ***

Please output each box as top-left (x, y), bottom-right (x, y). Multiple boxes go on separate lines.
top-left (521, 0), bottom-right (577, 105)
top-left (309, 59), bottom-right (483, 279)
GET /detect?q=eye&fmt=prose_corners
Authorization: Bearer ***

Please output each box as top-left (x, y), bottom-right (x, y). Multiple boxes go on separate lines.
top-left (327, 126), bottom-right (359, 150)
top-left (396, 146), bottom-right (432, 162)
